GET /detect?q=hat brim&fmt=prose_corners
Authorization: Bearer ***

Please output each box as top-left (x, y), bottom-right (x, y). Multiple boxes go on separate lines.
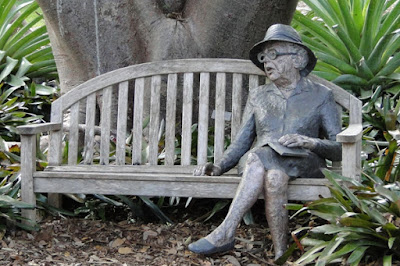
top-left (249, 39), bottom-right (317, 77)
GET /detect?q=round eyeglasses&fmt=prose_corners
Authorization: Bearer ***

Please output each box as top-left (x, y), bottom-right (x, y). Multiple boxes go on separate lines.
top-left (257, 49), bottom-right (297, 63)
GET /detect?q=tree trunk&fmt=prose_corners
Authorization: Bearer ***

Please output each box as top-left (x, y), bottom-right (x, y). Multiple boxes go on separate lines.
top-left (37, 0), bottom-right (298, 129)
top-left (38, 0), bottom-right (298, 93)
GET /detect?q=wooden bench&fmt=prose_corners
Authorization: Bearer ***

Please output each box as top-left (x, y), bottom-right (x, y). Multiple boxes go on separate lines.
top-left (17, 59), bottom-right (363, 222)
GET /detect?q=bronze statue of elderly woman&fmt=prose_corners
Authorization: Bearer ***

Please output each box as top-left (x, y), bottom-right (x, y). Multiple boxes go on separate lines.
top-left (188, 24), bottom-right (342, 259)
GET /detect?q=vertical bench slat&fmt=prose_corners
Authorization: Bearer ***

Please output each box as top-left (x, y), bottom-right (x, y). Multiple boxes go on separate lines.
top-left (214, 73), bottom-right (226, 163)
top-left (100, 86), bottom-right (113, 165)
top-left (148, 75), bottom-right (161, 165)
top-left (165, 74), bottom-right (178, 166)
top-left (49, 101), bottom-right (63, 166)
top-left (197, 72), bottom-right (210, 165)
top-left (48, 101), bottom-right (63, 207)
top-left (249, 74), bottom-right (259, 90)
top-left (231, 73), bottom-right (243, 140)
top-left (116, 81), bottom-right (129, 165)
top-left (83, 93), bottom-right (96, 164)
top-left (68, 102), bottom-right (80, 165)
top-left (132, 78), bottom-right (144, 165)
top-left (181, 73), bottom-right (194, 166)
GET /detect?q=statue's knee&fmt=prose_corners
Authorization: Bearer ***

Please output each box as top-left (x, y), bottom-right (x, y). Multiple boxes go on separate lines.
top-left (243, 152), bottom-right (264, 178)
top-left (265, 170), bottom-right (289, 192)
top-left (246, 152), bottom-right (262, 165)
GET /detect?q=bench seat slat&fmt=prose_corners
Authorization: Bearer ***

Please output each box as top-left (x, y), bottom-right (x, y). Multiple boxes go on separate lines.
top-left (34, 170), bottom-right (330, 200)
top-left (41, 165), bottom-right (331, 185)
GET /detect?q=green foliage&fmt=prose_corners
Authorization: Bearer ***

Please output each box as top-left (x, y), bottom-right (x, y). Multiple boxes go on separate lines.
top-left (290, 170), bottom-right (400, 265)
top-left (293, 0), bottom-right (400, 93)
top-left (0, 0), bottom-right (59, 141)
top-left (0, 0), bottom-right (57, 81)
top-left (0, 146), bottom-right (39, 232)
top-left (293, 0), bottom-right (400, 182)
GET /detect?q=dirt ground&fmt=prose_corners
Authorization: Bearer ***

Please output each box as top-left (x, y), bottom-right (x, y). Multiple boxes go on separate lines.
top-left (0, 217), bottom-right (292, 265)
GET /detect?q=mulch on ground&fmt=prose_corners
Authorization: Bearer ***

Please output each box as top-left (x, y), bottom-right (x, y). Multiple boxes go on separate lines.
top-left (0, 217), bottom-right (291, 265)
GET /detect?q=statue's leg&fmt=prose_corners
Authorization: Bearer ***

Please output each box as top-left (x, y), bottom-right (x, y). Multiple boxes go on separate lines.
top-left (264, 169), bottom-right (290, 260)
top-left (188, 152), bottom-right (265, 254)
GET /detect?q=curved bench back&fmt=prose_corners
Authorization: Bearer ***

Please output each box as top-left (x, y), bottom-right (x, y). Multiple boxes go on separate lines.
top-left (49, 59), bottom-right (360, 167)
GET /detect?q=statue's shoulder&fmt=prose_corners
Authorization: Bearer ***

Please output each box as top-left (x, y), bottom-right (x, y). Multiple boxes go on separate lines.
top-left (303, 77), bottom-right (334, 98)
top-left (248, 83), bottom-right (273, 98)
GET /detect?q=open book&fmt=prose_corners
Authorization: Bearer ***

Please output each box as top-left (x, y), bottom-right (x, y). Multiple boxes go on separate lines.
top-left (268, 141), bottom-right (309, 157)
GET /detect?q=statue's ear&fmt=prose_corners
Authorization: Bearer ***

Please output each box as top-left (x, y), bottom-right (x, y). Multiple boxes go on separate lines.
top-left (293, 51), bottom-right (308, 70)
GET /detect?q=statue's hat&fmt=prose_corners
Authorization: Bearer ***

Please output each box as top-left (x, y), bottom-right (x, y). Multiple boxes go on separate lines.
top-left (249, 24), bottom-right (317, 77)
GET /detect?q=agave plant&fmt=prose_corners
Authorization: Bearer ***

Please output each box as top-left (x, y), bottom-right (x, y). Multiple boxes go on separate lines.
top-left (0, 0), bottom-right (57, 81)
top-left (289, 169), bottom-right (400, 265)
top-left (292, 0), bottom-right (400, 93)
top-left (0, 173), bottom-right (38, 231)
top-left (0, 0), bottom-right (58, 135)
top-left (293, 0), bottom-right (400, 182)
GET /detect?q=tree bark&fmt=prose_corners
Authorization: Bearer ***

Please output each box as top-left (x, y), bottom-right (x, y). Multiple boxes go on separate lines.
top-left (38, 0), bottom-right (298, 93)
top-left (37, 0), bottom-right (298, 131)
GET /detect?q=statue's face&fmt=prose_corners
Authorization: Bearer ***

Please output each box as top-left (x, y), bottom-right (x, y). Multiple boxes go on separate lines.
top-left (261, 42), bottom-right (300, 83)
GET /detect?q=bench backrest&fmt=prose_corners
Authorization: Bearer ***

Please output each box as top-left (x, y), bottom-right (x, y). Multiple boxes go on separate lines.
top-left (48, 59), bottom-right (360, 167)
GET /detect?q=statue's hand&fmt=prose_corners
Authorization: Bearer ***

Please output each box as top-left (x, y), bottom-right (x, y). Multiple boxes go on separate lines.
top-left (278, 134), bottom-right (317, 150)
top-left (193, 162), bottom-right (222, 176)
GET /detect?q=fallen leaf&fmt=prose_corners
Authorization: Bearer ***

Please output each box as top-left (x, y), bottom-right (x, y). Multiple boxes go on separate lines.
top-left (167, 247), bottom-right (177, 255)
top-left (110, 238), bottom-right (125, 248)
top-left (118, 247), bottom-right (133, 254)
top-left (223, 255), bottom-right (241, 266)
top-left (34, 229), bottom-right (53, 242)
top-left (64, 251), bottom-right (70, 257)
top-left (143, 230), bottom-right (158, 241)
top-left (139, 246), bottom-right (150, 253)
top-left (38, 240), bottom-right (47, 248)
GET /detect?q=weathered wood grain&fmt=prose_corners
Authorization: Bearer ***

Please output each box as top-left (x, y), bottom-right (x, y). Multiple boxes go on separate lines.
top-left (197, 72), bottom-right (210, 165)
top-left (165, 74), bottom-right (178, 166)
top-left (231, 73), bottom-right (242, 140)
top-left (20, 135), bottom-right (36, 225)
top-left (181, 73), bottom-right (194, 166)
top-left (83, 93), bottom-right (96, 164)
top-left (100, 86), bottom-right (112, 165)
top-left (132, 78), bottom-right (144, 165)
top-left (68, 102), bottom-right (80, 165)
top-left (17, 122), bottom-right (62, 135)
top-left (148, 75), bottom-right (161, 165)
top-left (214, 73), bottom-right (226, 163)
top-left (116, 81), bottom-right (129, 165)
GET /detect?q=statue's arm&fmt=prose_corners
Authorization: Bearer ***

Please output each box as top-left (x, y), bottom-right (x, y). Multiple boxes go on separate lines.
top-left (216, 113), bottom-right (256, 173)
top-left (193, 97), bottom-right (256, 176)
top-left (311, 90), bottom-right (342, 161)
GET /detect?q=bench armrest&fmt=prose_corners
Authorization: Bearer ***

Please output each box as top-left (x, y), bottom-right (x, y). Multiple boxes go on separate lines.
top-left (336, 124), bottom-right (363, 143)
top-left (17, 122), bottom-right (62, 135)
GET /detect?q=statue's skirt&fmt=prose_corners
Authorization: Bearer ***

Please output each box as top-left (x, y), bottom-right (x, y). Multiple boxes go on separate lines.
top-left (237, 145), bottom-right (326, 179)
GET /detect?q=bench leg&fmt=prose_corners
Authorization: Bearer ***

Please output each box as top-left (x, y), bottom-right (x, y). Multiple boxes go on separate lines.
top-left (48, 193), bottom-right (62, 208)
top-left (20, 135), bottom-right (37, 225)
top-left (341, 142), bottom-right (361, 181)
